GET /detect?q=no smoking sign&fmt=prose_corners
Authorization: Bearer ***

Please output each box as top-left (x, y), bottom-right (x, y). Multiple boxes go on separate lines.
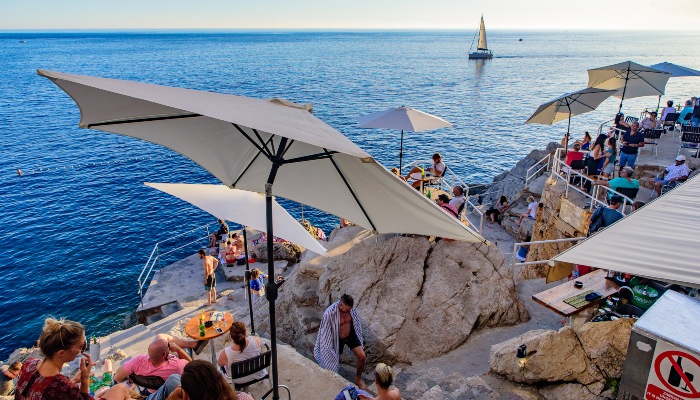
top-left (646, 340), bottom-right (700, 400)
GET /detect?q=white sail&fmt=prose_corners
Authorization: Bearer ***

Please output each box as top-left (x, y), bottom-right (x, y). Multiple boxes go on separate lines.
top-left (477, 16), bottom-right (488, 51)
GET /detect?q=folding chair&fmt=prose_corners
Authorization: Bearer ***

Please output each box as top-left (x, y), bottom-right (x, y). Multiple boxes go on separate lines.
top-left (642, 129), bottom-right (663, 157)
top-left (662, 112), bottom-right (679, 133)
top-left (129, 374), bottom-right (165, 395)
top-left (229, 343), bottom-right (291, 399)
top-left (625, 116), bottom-right (639, 124)
top-left (680, 127), bottom-right (700, 158)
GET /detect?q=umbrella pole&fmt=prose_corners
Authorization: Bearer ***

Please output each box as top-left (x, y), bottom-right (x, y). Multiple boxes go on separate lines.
top-left (618, 67), bottom-right (630, 113)
top-left (656, 95), bottom-right (661, 113)
top-left (565, 102), bottom-right (572, 156)
top-left (243, 226), bottom-right (254, 335)
top-left (399, 130), bottom-right (404, 171)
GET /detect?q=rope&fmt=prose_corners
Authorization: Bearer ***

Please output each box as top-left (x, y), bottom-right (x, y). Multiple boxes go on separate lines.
top-left (14, 154), bottom-right (178, 177)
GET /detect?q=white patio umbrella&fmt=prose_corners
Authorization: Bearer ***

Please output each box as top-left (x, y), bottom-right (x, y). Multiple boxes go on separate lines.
top-left (357, 105), bottom-right (452, 170)
top-left (526, 87), bottom-right (617, 150)
top-left (649, 62), bottom-right (700, 111)
top-left (146, 182), bottom-right (328, 336)
top-left (550, 175), bottom-right (700, 289)
top-left (40, 70), bottom-right (485, 399)
top-left (587, 61), bottom-right (671, 113)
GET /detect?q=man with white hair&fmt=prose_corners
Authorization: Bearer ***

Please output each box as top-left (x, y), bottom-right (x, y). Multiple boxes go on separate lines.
top-left (653, 155), bottom-right (690, 196)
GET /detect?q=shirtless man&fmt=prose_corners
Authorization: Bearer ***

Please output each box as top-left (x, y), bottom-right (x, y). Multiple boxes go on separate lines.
top-left (198, 249), bottom-right (219, 305)
top-left (314, 294), bottom-right (367, 389)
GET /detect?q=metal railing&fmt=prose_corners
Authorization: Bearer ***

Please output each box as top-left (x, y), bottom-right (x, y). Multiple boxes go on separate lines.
top-left (137, 223), bottom-right (214, 307)
top-left (550, 148), bottom-right (634, 215)
top-left (403, 160), bottom-right (484, 233)
top-left (525, 153), bottom-right (551, 187)
top-left (511, 236), bottom-right (588, 275)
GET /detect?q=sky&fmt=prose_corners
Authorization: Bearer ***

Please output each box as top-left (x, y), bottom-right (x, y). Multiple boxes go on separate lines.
top-left (2, 0), bottom-right (699, 31)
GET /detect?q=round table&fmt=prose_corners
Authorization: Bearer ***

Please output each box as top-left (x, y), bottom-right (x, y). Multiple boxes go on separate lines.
top-left (185, 311), bottom-right (234, 364)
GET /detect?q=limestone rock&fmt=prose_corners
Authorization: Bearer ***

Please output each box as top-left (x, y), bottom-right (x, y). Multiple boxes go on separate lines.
top-left (251, 241), bottom-right (302, 265)
top-left (577, 318), bottom-right (634, 379)
top-left (489, 326), bottom-right (600, 385)
top-left (7, 347), bottom-right (41, 365)
top-left (261, 229), bottom-right (528, 368)
top-left (539, 382), bottom-right (606, 400)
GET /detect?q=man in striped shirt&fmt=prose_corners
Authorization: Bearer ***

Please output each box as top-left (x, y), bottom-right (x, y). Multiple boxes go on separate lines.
top-left (314, 294), bottom-right (367, 389)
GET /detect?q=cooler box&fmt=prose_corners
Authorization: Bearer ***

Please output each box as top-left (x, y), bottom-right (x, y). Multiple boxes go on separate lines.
top-left (619, 290), bottom-right (700, 400)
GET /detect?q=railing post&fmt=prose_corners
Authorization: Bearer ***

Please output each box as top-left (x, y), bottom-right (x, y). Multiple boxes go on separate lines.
top-left (157, 245), bottom-right (161, 271)
top-left (565, 168), bottom-right (570, 198)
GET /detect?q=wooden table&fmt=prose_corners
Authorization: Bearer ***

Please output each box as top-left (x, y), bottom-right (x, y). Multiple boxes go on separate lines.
top-left (532, 269), bottom-right (620, 317)
top-left (185, 311), bottom-right (234, 364)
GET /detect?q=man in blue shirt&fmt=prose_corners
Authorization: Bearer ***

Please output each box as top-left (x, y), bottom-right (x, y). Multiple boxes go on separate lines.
top-left (619, 122), bottom-right (644, 174)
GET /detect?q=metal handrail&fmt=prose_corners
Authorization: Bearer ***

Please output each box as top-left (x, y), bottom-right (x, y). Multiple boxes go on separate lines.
top-left (137, 223), bottom-right (214, 308)
top-left (511, 236), bottom-right (587, 276)
top-left (402, 159), bottom-right (484, 233)
top-left (525, 153), bottom-right (551, 187)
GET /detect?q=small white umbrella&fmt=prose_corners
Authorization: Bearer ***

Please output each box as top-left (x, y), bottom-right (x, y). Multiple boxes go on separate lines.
top-left (526, 87), bottom-right (617, 149)
top-left (587, 60), bottom-right (671, 113)
top-left (357, 105), bottom-right (452, 170)
top-left (145, 182), bottom-right (328, 256)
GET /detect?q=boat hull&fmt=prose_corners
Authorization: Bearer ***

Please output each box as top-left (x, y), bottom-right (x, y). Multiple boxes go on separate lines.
top-left (469, 51), bottom-right (493, 59)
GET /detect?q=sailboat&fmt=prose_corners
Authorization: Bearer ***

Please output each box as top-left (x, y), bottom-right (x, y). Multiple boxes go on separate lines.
top-left (468, 15), bottom-right (493, 59)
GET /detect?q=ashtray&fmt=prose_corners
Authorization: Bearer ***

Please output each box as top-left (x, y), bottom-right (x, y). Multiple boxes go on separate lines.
top-left (574, 281), bottom-right (583, 289)
top-left (585, 292), bottom-right (601, 301)
top-left (204, 321), bottom-right (213, 328)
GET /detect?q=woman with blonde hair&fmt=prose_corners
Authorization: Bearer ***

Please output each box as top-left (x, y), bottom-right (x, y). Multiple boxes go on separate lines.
top-left (166, 360), bottom-right (253, 400)
top-left (15, 317), bottom-right (130, 400)
top-left (217, 323), bottom-right (267, 388)
top-left (336, 363), bottom-right (401, 400)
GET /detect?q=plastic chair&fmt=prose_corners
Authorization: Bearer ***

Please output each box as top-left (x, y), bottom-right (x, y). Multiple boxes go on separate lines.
top-left (662, 112), bottom-right (679, 133)
top-left (680, 127), bottom-right (700, 158)
top-left (228, 343), bottom-right (291, 400)
top-left (642, 129), bottom-right (663, 157)
top-left (129, 374), bottom-right (165, 394)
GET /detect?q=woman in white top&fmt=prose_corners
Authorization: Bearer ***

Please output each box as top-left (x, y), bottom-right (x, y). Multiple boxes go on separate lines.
top-left (217, 322), bottom-right (267, 386)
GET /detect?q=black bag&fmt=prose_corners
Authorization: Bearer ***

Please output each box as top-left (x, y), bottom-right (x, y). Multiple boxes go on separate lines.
top-left (236, 258), bottom-right (246, 266)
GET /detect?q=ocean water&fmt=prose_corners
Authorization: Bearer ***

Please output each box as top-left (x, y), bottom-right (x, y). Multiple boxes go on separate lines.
top-left (1, 30), bottom-right (699, 359)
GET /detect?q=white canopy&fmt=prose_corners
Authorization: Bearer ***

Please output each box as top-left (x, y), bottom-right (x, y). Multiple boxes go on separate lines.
top-left (551, 176), bottom-right (700, 288)
top-left (145, 183), bottom-right (328, 256)
top-left (587, 60), bottom-right (671, 100)
top-left (526, 87), bottom-right (616, 125)
top-left (357, 106), bottom-right (452, 132)
top-left (41, 70), bottom-right (485, 243)
top-left (649, 62), bottom-right (700, 78)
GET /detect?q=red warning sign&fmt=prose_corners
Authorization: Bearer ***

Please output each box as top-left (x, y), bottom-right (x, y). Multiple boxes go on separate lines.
top-left (646, 341), bottom-right (700, 400)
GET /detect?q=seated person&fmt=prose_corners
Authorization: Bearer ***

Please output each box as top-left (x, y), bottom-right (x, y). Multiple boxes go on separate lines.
top-left (390, 167), bottom-right (406, 181)
top-left (404, 152), bottom-right (446, 189)
top-left (485, 195), bottom-right (509, 224)
top-left (564, 143), bottom-right (585, 166)
top-left (589, 195), bottom-right (624, 234)
top-left (632, 201), bottom-right (646, 212)
top-left (679, 100), bottom-right (694, 126)
top-left (640, 111), bottom-right (661, 130)
top-left (653, 155), bottom-right (690, 196)
top-left (0, 361), bottom-right (21, 396)
top-left (518, 196), bottom-right (538, 226)
top-left (593, 166), bottom-right (639, 199)
top-left (448, 186), bottom-right (466, 211)
top-left (336, 363), bottom-right (401, 400)
top-left (515, 235), bottom-right (531, 262)
top-left (661, 100), bottom-right (676, 120)
top-left (114, 335), bottom-right (193, 399)
top-left (224, 239), bottom-right (240, 267)
top-left (249, 268), bottom-right (267, 296)
top-left (614, 113), bottom-right (631, 134)
top-left (171, 360), bottom-right (254, 400)
top-left (561, 131), bottom-right (591, 150)
top-left (217, 322), bottom-right (267, 387)
top-left (436, 194), bottom-right (459, 219)
top-left (209, 219), bottom-right (229, 248)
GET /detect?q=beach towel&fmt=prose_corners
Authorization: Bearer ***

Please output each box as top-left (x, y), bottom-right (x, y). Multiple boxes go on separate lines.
top-left (313, 301), bottom-right (363, 372)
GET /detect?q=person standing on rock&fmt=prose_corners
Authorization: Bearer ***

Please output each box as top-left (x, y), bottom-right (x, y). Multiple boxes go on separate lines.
top-left (198, 249), bottom-right (219, 305)
top-left (314, 294), bottom-right (367, 390)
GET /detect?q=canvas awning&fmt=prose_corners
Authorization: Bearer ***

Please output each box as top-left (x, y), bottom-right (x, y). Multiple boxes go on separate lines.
top-left (551, 175), bottom-right (700, 288)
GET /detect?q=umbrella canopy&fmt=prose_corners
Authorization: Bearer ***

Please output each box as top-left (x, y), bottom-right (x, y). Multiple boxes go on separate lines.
top-left (526, 87), bottom-right (616, 125)
top-left (145, 183), bottom-right (328, 256)
top-left (357, 105), bottom-right (452, 170)
top-left (587, 61), bottom-right (671, 112)
top-left (551, 175), bottom-right (700, 289)
top-left (39, 70), bottom-right (481, 242)
top-left (649, 62), bottom-right (700, 77)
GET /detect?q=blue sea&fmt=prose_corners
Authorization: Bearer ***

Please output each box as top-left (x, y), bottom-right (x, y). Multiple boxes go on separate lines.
top-left (1, 30), bottom-right (699, 359)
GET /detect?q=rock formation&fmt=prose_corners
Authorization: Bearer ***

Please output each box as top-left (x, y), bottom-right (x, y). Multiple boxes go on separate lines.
top-left (251, 241), bottom-right (302, 265)
top-left (255, 227), bottom-right (529, 369)
top-left (490, 318), bottom-right (634, 399)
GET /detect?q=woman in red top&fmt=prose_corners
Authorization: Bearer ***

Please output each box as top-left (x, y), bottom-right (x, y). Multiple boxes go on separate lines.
top-left (15, 318), bottom-right (129, 400)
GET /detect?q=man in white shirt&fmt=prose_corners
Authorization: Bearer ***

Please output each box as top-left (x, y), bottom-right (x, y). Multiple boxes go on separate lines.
top-left (653, 155), bottom-right (690, 195)
top-left (448, 186), bottom-right (466, 211)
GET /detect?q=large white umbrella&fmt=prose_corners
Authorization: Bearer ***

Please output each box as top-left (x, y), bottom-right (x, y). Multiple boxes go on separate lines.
top-left (649, 62), bottom-right (700, 111)
top-left (551, 175), bottom-right (700, 289)
top-left (145, 182), bottom-right (328, 256)
top-left (526, 87), bottom-right (616, 149)
top-left (357, 105), bottom-right (452, 170)
top-left (587, 61), bottom-right (671, 113)
top-left (40, 69), bottom-right (485, 399)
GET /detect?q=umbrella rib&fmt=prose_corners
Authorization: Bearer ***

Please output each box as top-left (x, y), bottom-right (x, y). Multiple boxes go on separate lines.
top-left (282, 151), bottom-right (339, 164)
top-left (252, 128), bottom-right (274, 159)
top-left (324, 148), bottom-right (377, 232)
top-left (630, 70), bottom-right (665, 95)
top-left (233, 124), bottom-right (273, 160)
top-left (86, 113), bottom-right (202, 128)
top-left (231, 148), bottom-right (265, 188)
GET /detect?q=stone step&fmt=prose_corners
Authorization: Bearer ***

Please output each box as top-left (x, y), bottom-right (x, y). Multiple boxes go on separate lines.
top-left (147, 305), bottom-right (201, 337)
top-left (99, 324), bottom-right (153, 361)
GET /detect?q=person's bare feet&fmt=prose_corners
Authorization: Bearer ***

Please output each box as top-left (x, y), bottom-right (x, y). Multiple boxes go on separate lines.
top-left (356, 379), bottom-right (367, 390)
